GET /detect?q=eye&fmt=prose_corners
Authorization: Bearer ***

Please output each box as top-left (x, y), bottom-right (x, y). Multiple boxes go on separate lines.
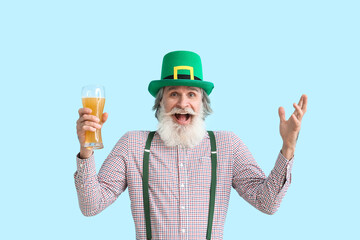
top-left (189, 92), bottom-right (196, 97)
top-left (170, 92), bottom-right (177, 97)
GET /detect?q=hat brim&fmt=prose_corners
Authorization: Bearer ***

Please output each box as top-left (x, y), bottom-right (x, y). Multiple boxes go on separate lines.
top-left (148, 79), bottom-right (214, 97)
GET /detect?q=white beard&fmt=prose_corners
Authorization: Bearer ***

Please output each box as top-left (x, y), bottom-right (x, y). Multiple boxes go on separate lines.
top-left (157, 104), bottom-right (206, 148)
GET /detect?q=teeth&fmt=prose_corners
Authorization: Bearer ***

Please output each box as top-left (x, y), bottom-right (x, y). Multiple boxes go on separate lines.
top-left (174, 113), bottom-right (189, 116)
top-left (174, 113), bottom-right (191, 121)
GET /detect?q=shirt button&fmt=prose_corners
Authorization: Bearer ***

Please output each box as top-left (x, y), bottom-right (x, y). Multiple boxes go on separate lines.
top-left (79, 163), bottom-right (83, 168)
top-left (181, 206), bottom-right (185, 210)
top-left (181, 229), bottom-right (186, 233)
top-left (180, 184), bottom-right (185, 188)
top-left (179, 163), bottom-right (183, 167)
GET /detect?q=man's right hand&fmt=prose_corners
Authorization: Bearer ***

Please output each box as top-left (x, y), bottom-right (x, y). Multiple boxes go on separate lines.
top-left (76, 108), bottom-right (108, 159)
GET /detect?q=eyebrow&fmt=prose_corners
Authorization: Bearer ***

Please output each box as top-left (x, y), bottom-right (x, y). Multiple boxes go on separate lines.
top-left (188, 87), bottom-right (200, 92)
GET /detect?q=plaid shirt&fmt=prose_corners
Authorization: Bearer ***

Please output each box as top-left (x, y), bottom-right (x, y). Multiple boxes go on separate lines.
top-left (74, 131), bottom-right (293, 240)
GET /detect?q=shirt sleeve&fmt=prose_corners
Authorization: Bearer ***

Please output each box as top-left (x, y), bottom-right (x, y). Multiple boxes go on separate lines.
top-left (231, 133), bottom-right (294, 215)
top-left (74, 132), bottom-right (129, 216)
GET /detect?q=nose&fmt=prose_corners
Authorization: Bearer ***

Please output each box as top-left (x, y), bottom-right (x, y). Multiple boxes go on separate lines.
top-left (177, 95), bottom-right (190, 109)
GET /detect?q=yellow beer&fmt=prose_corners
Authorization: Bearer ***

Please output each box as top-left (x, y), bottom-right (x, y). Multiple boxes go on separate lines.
top-left (82, 97), bottom-right (105, 149)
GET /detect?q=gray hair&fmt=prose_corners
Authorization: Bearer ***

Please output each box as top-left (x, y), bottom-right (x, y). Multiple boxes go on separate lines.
top-left (152, 87), bottom-right (213, 119)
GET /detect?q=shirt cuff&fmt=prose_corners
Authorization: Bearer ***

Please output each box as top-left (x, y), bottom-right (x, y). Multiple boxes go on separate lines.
top-left (273, 151), bottom-right (294, 199)
top-left (276, 151), bottom-right (294, 173)
top-left (76, 152), bottom-right (97, 176)
top-left (274, 151), bottom-right (294, 189)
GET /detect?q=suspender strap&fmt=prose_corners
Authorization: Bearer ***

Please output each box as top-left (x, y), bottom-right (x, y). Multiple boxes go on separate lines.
top-left (142, 131), bottom-right (155, 240)
top-left (206, 130), bottom-right (217, 240)
top-left (142, 131), bottom-right (217, 240)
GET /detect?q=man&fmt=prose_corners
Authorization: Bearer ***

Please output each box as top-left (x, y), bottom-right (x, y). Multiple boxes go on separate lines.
top-left (75, 51), bottom-right (307, 240)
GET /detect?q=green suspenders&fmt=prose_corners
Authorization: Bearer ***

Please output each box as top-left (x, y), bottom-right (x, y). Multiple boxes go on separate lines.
top-left (143, 131), bottom-right (155, 240)
top-left (207, 130), bottom-right (217, 240)
top-left (142, 131), bottom-right (217, 240)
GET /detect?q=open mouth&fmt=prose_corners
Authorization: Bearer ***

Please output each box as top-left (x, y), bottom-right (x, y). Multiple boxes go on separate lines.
top-left (173, 113), bottom-right (192, 125)
top-left (175, 113), bottom-right (191, 121)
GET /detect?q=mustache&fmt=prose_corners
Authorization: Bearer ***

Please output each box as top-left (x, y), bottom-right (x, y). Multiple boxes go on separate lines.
top-left (164, 107), bottom-right (197, 116)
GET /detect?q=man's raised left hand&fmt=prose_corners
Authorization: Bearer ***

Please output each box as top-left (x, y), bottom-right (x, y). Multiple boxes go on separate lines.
top-left (278, 94), bottom-right (308, 159)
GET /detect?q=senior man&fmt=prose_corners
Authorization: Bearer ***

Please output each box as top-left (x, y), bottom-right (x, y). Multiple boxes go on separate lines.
top-left (74, 51), bottom-right (307, 240)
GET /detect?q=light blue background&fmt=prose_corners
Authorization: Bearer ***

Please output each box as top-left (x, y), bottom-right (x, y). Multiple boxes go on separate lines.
top-left (1, 0), bottom-right (359, 239)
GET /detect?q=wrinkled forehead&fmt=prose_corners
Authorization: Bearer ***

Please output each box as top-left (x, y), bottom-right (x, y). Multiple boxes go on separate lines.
top-left (164, 86), bottom-right (201, 93)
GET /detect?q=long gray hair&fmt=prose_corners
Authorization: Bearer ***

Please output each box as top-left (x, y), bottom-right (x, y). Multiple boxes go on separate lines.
top-left (152, 87), bottom-right (213, 119)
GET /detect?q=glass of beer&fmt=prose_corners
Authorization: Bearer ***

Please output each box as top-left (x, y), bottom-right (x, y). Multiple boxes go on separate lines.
top-left (81, 85), bottom-right (105, 149)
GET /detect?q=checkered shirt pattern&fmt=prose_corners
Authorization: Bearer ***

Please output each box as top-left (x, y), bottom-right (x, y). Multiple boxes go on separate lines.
top-left (74, 131), bottom-right (293, 240)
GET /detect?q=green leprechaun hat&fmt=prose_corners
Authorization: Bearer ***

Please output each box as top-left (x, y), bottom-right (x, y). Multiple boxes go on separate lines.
top-left (148, 51), bottom-right (214, 97)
